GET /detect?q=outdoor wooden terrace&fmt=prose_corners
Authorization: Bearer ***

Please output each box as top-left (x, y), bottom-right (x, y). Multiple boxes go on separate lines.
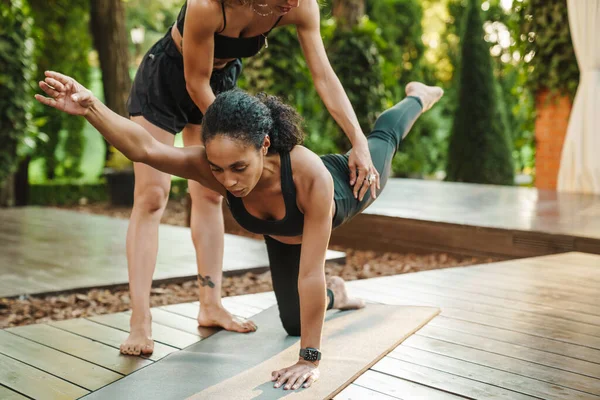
top-left (0, 207), bottom-right (344, 298)
top-left (1, 251), bottom-right (599, 399)
top-left (325, 179), bottom-right (600, 259)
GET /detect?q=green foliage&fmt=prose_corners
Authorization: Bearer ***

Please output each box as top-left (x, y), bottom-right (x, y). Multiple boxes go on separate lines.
top-left (105, 147), bottom-right (133, 171)
top-left (28, 179), bottom-right (187, 206)
top-left (327, 17), bottom-right (387, 149)
top-left (29, 182), bottom-right (108, 205)
top-left (239, 22), bottom-right (341, 155)
top-left (510, 0), bottom-right (579, 99)
top-left (0, 0), bottom-right (36, 185)
top-left (446, 0), bottom-right (514, 185)
top-left (124, 0), bottom-right (182, 51)
top-left (367, 0), bottom-right (427, 88)
top-left (368, 0), bottom-right (448, 177)
top-left (29, 0), bottom-right (92, 180)
top-left (440, 0), bottom-right (535, 175)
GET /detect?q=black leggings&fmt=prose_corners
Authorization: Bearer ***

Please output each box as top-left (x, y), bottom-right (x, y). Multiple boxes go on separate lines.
top-left (266, 96), bottom-right (423, 336)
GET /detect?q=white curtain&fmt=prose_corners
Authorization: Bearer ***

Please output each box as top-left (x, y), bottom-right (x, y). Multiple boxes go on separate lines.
top-left (558, 0), bottom-right (600, 194)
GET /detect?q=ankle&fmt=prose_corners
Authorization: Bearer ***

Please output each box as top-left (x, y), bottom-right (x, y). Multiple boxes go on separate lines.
top-left (130, 310), bottom-right (152, 325)
top-left (200, 302), bottom-right (224, 312)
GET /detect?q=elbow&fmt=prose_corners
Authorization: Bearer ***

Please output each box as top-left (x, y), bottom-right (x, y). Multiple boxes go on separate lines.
top-left (313, 75), bottom-right (329, 94)
top-left (185, 78), bottom-right (210, 100)
top-left (135, 145), bottom-right (151, 164)
top-left (298, 272), bottom-right (326, 289)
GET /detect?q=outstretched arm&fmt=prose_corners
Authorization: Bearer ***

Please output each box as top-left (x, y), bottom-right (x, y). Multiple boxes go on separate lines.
top-left (35, 71), bottom-right (224, 195)
top-left (293, 0), bottom-right (380, 201)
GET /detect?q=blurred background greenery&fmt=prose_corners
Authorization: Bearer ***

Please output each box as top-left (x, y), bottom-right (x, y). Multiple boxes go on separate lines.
top-left (0, 0), bottom-right (579, 205)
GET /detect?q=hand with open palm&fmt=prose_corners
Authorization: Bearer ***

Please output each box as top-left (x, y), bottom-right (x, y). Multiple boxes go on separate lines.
top-left (35, 71), bottom-right (95, 116)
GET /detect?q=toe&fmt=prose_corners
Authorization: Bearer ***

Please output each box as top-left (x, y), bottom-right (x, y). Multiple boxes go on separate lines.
top-left (142, 344), bottom-right (154, 354)
top-left (131, 345), bottom-right (141, 356)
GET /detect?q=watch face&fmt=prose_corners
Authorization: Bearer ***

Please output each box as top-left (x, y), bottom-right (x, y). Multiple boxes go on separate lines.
top-left (304, 348), bottom-right (319, 361)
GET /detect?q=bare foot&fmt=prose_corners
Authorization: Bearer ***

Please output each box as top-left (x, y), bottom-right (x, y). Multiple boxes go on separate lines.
top-left (120, 313), bottom-right (154, 356)
top-left (198, 304), bottom-right (257, 333)
top-left (405, 82), bottom-right (444, 113)
top-left (328, 276), bottom-right (365, 310)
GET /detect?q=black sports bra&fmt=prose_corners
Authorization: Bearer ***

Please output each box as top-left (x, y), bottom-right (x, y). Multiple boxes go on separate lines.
top-left (176, 1), bottom-right (283, 59)
top-left (226, 152), bottom-right (305, 237)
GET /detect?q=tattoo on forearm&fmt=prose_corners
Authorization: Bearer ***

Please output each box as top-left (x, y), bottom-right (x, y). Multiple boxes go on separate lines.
top-left (197, 274), bottom-right (215, 288)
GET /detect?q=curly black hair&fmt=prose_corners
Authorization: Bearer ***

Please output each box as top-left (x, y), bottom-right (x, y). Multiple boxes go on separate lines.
top-left (202, 89), bottom-right (304, 154)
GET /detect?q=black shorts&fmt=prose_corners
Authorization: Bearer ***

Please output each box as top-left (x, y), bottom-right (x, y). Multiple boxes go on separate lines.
top-left (127, 29), bottom-right (243, 135)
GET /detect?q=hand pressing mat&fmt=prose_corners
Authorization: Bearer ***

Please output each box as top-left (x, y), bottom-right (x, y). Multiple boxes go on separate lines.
top-left (83, 304), bottom-right (439, 400)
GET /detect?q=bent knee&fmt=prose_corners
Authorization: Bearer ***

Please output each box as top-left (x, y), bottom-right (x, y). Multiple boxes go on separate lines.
top-left (189, 182), bottom-right (223, 206)
top-left (134, 185), bottom-right (170, 213)
top-left (280, 315), bottom-right (301, 337)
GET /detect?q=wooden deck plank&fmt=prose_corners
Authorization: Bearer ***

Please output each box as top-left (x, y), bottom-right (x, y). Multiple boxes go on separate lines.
top-left (536, 252), bottom-right (600, 270)
top-left (220, 298), bottom-right (266, 318)
top-left (1, 208), bottom-right (343, 298)
top-left (335, 383), bottom-right (400, 399)
top-left (444, 267), bottom-right (600, 300)
top-left (350, 370), bottom-right (466, 399)
top-left (417, 323), bottom-right (600, 378)
top-left (372, 356), bottom-right (537, 400)
top-left (0, 385), bottom-right (30, 400)
top-left (370, 275), bottom-right (600, 326)
top-left (125, 308), bottom-right (214, 338)
top-left (427, 315), bottom-right (600, 365)
top-left (0, 353), bottom-right (89, 400)
top-left (475, 259), bottom-right (600, 287)
top-left (161, 300), bottom-right (262, 320)
top-left (6, 324), bottom-right (152, 375)
top-left (349, 283), bottom-right (600, 349)
top-left (440, 308), bottom-right (600, 349)
top-left (224, 292), bottom-right (278, 311)
top-left (391, 346), bottom-right (598, 400)
top-left (404, 334), bottom-right (600, 396)
top-left (0, 330), bottom-right (121, 391)
top-left (393, 270), bottom-right (600, 316)
top-left (49, 319), bottom-right (177, 361)
top-left (355, 281), bottom-right (600, 338)
top-left (87, 312), bottom-right (203, 349)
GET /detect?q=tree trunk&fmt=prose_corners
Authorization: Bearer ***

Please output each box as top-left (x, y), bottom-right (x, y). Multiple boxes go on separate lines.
top-left (90, 0), bottom-right (131, 161)
top-left (332, 0), bottom-right (365, 30)
top-left (0, 173), bottom-right (15, 207)
top-left (14, 157), bottom-right (31, 206)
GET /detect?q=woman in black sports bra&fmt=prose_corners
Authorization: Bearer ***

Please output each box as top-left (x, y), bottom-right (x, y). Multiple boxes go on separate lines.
top-left (36, 70), bottom-right (443, 392)
top-left (125, 0), bottom-right (382, 359)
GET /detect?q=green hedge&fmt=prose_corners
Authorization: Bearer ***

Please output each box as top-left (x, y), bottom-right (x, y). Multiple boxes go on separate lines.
top-left (510, 0), bottom-right (579, 99)
top-left (29, 179), bottom-right (189, 206)
top-left (0, 0), bottom-right (35, 185)
top-left (446, 0), bottom-right (514, 185)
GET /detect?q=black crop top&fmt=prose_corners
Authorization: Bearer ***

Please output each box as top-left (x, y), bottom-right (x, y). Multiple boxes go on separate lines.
top-left (226, 152), bottom-right (305, 237)
top-left (176, 1), bottom-right (283, 59)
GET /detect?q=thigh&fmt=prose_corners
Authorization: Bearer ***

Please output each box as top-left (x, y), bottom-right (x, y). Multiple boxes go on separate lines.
top-left (130, 116), bottom-right (175, 192)
top-left (265, 236), bottom-right (302, 325)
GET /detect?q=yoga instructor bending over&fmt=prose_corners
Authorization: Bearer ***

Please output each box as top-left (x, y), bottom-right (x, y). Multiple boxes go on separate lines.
top-left (125, 0), bottom-right (380, 357)
top-left (36, 71), bottom-right (443, 391)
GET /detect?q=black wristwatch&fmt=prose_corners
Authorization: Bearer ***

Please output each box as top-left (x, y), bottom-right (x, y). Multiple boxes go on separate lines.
top-left (299, 347), bottom-right (322, 362)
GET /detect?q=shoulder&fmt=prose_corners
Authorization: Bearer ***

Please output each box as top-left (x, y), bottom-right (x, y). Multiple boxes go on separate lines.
top-left (284, 0), bottom-right (320, 28)
top-left (289, 146), bottom-right (333, 210)
top-left (185, 0), bottom-right (223, 31)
